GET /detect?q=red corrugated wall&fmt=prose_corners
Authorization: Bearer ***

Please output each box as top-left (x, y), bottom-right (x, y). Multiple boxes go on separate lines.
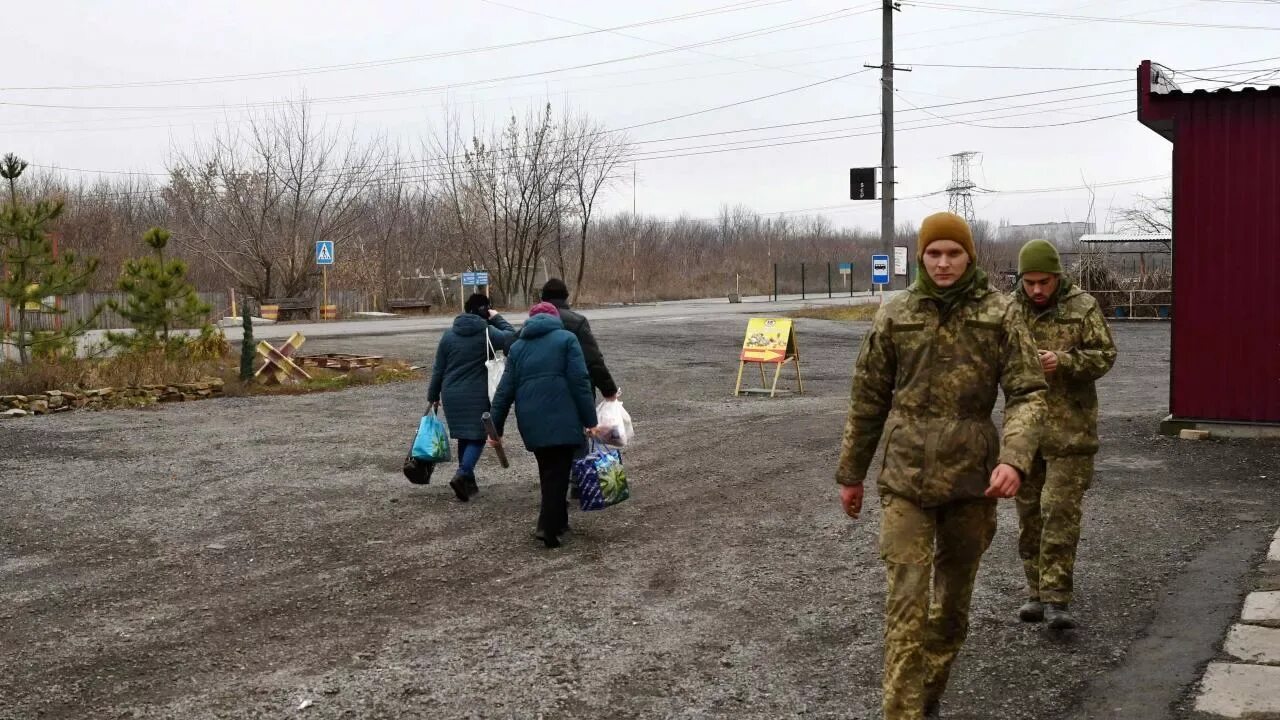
top-left (1165, 87), bottom-right (1280, 423)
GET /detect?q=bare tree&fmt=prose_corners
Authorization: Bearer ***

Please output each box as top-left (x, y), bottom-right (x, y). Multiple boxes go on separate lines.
top-left (1114, 189), bottom-right (1172, 235)
top-left (438, 104), bottom-right (570, 303)
top-left (164, 100), bottom-right (391, 301)
top-left (563, 112), bottom-right (630, 301)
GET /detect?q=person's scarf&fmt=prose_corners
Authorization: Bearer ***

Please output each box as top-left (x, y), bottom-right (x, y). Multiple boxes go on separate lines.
top-left (913, 263), bottom-right (988, 312)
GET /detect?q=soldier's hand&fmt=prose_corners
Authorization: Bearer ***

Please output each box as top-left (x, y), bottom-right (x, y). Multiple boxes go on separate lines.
top-left (986, 464), bottom-right (1022, 499)
top-left (1039, 350), bottom-right (1059, 374)
top-left (840, 484), bottom-right (864, 520)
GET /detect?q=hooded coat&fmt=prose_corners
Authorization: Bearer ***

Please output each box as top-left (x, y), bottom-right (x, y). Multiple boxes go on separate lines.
top-left (490, 313), bottom-right (598, 450)
top-left (427, 312), bottom-right (516, 440)
top-left (543, 298), bottom-right (617, 397)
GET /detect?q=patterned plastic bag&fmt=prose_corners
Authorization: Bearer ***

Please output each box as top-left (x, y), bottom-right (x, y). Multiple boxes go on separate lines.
top-left (411, 409), bottom-right (452, 463)
top-left (572, 440), bottom-right (630, 512)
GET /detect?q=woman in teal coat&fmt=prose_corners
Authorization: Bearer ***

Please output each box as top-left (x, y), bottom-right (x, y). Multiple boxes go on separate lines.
top-left (489, 302), bottom-right (598, 548)
top-left (427, 294), bottom-right (516, 501)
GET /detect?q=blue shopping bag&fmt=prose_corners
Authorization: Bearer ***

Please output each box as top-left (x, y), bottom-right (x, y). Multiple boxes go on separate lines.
top-left (572, 440), bottom-right (629, 512)
top-left (411, 410), bottom-right (452, 463)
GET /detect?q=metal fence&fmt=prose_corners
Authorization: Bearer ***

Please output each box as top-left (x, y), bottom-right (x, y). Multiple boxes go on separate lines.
top-left (773, 261), bottom-right (872, 300)
top-left (1085, 289), bottom-right (1173, 319)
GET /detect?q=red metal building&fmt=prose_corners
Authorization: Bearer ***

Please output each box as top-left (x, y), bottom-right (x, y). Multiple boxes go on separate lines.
top-left (1137, 60), bottom-right (1280, 430)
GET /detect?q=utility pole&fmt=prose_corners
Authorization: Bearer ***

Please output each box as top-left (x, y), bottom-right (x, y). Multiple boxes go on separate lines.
top-left (866, 2), bottom-right (907, 289)
top-left (631, 163), bottom-right (637, 305)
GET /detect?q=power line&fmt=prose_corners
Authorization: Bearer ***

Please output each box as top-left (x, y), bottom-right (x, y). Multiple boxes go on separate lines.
top-left (28, 58), bottom-right (1272, 185)
top-left (660, 170), bottom-right (1172, 221)
top-left (0, 0), bottom-right (805, 92)
top-left (974, 174), bottom-right (1171, 196)
top-left (0, 7), bottom-right (870, 112)
top-left (475, 0), bottom-right (854, 83)
top-left (895, 91), bottom-right (1132, 129)
top-left (51, 60), bottom-right (1276, 184)
top-left (897, 62), bottom-right (1129, 71)
top-left (905, 1), bottom-right (1280, 31)
top-left (615, 69), bottom-right (875, 132)
top-left (30, 84), bottom-right (1137, 180)
top-left (36, 102), bottom-right (1142, 201)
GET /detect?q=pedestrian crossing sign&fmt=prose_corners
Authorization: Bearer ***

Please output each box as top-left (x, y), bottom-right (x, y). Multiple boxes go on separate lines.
top-left (315, 241), bottom-right (334, 265)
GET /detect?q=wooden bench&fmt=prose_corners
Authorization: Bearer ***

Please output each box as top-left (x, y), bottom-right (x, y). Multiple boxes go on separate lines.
top-left (386, 298), bottom-right (433, 315)
top-left (260, 297), bottom-right (316, 322)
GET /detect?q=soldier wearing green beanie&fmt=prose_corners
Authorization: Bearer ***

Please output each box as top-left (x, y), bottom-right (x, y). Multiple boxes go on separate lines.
top-left (1011, 239), bottom-right (1117, 631)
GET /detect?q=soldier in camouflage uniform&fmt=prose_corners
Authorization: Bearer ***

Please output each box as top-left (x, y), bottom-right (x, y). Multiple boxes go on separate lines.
top-left (837, 212), bottom-right (1048, 720)
top-left (1010, 239), bottom-right (1117, 631)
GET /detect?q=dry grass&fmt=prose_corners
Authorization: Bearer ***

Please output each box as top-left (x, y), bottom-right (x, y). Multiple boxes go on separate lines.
top-left (0, 352), bottom-right (230, 396)
top-left (789, 304), bottom-right (880, 322)
top-left (244, 361), bottom-right (423, 397)
top-left (0, 350), bottom-right (422, 398)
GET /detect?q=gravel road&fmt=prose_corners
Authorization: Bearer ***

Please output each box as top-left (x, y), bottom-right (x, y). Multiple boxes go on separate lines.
top-left (2, 317), bottom-right (1276, 719)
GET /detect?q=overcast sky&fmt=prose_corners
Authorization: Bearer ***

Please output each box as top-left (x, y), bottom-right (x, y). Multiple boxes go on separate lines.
top-left (5, 0), bottom-right (1276, 233)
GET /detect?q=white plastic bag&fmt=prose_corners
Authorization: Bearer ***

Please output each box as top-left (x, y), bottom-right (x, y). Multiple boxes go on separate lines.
top-left (485, 330), bottom-right (505, 402)
top-left (595, 399), bottom-right (634, 448)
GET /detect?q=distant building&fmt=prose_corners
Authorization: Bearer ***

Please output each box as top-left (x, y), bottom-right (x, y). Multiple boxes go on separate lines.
top-left (997, 221), bottom-right (1095, 245)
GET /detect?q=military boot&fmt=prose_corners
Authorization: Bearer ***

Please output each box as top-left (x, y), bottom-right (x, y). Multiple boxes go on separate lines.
top-left (1045, 603), bottom-right (1077, 630)
top-left (463, 472), bottom-right (479, 498)
top-left (1018, 600), bottom-right (1045, 623)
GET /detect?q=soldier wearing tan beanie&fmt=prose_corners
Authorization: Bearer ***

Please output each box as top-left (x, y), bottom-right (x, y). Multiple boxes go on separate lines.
top-left (838, 209), bottom-right (1047, 718)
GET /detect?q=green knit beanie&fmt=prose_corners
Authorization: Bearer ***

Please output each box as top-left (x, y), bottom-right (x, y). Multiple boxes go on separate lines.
top-left (1018, 239), bottom-right (1063, 275)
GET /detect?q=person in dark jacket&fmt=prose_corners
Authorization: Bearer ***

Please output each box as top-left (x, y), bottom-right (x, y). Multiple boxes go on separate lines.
top-left (427, 293), bottom-right (517, 502)
top-left (538, 279), bottom-right (618, 400)
top-left (489, 302), bottom-right (599, 549)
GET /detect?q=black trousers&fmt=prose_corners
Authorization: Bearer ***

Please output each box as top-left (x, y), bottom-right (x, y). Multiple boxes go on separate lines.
top-left (533, 445), bottom-right (577, 535)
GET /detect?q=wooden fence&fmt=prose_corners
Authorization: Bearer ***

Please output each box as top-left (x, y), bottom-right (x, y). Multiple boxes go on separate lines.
top-left (0, 289), bottom-right (387, 331)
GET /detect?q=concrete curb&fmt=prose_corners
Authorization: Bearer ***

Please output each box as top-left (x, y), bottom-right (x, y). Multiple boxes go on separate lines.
top-left (1193, 525), bottom-right (1280, 717)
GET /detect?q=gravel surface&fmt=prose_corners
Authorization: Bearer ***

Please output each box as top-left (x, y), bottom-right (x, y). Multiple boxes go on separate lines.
top-left (1, 318), bottom-right (1276, 719)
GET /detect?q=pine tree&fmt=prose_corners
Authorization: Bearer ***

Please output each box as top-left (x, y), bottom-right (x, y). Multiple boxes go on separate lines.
top-left (0, 153), bottom-right (100, 364)
top-left (107, 227), bottom-right (212, 353)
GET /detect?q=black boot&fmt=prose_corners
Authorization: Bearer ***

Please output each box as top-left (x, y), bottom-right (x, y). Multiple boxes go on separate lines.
top-left (534, 526), bottom-right (562, 549)
top-left (924, 699), bottom-right (942, 718)
top-left (464, 472), bottom-right (479, 499)
top-left (448, 472), bottom-right (471, 502)
top-left (1045, 603), bottom-right (1077, 630)
top-left (1018, 599), bottom-right (1045, 623)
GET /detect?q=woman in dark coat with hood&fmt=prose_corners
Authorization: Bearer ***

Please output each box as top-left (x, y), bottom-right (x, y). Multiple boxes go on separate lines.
top-left (489, 302), bottom-right (598, 548)
top-left (427, 294), bottom-right (517, 501)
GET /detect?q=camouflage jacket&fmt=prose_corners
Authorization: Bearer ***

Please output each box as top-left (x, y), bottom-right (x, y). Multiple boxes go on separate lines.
top-left (836, 284), bottom-right (1048, 507)
top-left (1012, 285), bottom-right (1117, 457)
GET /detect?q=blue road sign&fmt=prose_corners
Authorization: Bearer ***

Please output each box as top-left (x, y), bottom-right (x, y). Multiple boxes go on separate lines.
top-left (838, 262), bottom-right (853, 273)
top-left (871, 254), bottom-right (890, 285)
top-left (462, 271), bottom-right (490, 286)
top-left (315, 240), bottom-right (335, 265)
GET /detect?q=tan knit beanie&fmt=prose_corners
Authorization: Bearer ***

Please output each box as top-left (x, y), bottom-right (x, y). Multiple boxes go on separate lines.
top-left (917, 212), bottom-right (976, 260)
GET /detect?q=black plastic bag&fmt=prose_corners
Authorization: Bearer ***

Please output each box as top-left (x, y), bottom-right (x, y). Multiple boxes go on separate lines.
top-left (403, 455), bottom-right (435, 485)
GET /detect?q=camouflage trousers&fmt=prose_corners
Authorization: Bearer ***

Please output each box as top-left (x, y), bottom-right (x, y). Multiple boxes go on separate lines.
top-left (880, 494), bottom-right (997, 720)
top-left (1016, 453), bottom-right (1094, 606)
